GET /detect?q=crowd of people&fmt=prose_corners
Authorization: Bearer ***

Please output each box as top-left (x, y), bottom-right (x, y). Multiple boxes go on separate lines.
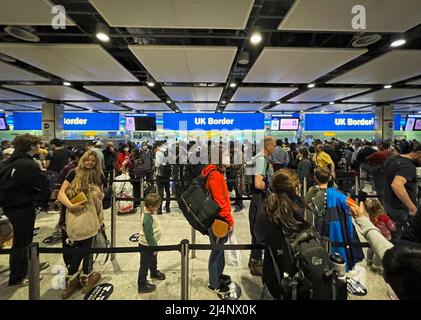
top-left (0, 133), bottom-right (420, 300)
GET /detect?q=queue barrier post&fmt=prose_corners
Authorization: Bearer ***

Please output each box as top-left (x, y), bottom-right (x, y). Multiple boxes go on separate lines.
top-left (303, 176), bottom-right (308, 197)
top-left (191, 227), bottom-right (196, 259)
top-left (111, 191), bottom-right (117, 261)
top-left (140, 177), bottom-right (145, 216)
top-left (28, 243), bottom-right (41, 300)
top-left (180, 239), bottom-right (190, 300)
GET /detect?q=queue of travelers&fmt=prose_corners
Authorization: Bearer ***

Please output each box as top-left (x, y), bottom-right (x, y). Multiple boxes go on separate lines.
top-left (0, 134), bottom-right (420, 300)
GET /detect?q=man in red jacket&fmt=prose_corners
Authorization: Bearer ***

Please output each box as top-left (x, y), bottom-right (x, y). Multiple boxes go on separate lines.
top-left (202, 148), bottom-right (234, 295)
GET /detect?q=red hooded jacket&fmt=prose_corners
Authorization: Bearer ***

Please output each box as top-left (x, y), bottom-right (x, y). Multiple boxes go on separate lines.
top-left (202, 164), bottom-right (234, 227)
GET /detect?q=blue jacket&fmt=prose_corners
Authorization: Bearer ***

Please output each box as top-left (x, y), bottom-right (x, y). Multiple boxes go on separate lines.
top-left (324, 188), bottom-right (364, 271)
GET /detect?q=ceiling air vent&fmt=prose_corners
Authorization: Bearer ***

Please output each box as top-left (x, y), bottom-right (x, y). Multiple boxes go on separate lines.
top-left (351, 34), bottom-right (382, 47)
top-left (5, 26), bottom-right (40, 42)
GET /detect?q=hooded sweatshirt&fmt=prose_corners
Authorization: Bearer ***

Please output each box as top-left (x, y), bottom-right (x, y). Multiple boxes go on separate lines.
top-left (202, 164), bottom-right (234, 227)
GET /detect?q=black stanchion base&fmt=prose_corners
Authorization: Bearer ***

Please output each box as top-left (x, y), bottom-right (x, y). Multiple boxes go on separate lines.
top-left (129, 233), bottom-right (140, 242)
top-left (347, 277), bottom-right (368, 296)
top-left (84, 283), bottom-right (114, 300)
top-left (217, 282), bottom-right (242, 300)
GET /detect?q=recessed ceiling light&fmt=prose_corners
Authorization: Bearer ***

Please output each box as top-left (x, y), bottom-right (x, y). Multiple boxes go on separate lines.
top-left (166, 100), bottom-right (171, 104)
top-left (0, 109), bottom-right (4, 112)
top-left (229, 83), bottom-right (236, 88)
top-left (329, 102), bottom-right (334, 105)
top-left (384, 84), bottom-right (392, 89)
top-left (63, 81), bottom-right (71, 86)
top-left (250, 32), bottom-right (262, 45)
top-left (96, 32), bottom-right (110, 42)
top-left (221, 100), bottom-right (226, 104)
top-left (391, 39), bottom-right (406, 48)
top-left (276, 101), bottom-right (281, 104)
top-left (307, 83), bottom-right (316, 88)
top-left (321, 110), bottom-right (325, 113)
top-left (340, 111), bottom-right (344, 113)
top-left (109, 100), bottom-right (115, 103)
top-left (147, 82), bottom-right (155, 87)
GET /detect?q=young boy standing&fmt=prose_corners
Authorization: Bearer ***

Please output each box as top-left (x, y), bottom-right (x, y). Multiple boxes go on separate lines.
top-left (138, 193), bottom-right (166, 293)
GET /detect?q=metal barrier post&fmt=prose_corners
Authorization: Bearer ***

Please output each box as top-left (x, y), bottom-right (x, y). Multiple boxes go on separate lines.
top-left (111, 191), bottom-right (117, 261)
top-left (28, 243), bottom-right (41, 300)
top-left (180, 239), bottom-right (190, 300)
top-left (355, 175), bottom-right (360, 203)
top-left (191, 227), bottom-right (196, 259)
top-left (303, 177), bottom-right (308, 197)
top-left (140, 177), bottom-right (145, 216)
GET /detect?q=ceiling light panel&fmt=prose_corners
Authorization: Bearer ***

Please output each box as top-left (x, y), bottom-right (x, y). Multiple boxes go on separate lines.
top-left (129, 45), bottom-right (237, 82)
top-left (89, 0), bottom-right (254, 29)
top-left (278, 0), bottom-right (421, 32)
top-left (123, 103), bottom-right (171, 111)
top-left (289, 87), bottom-right (371, 102)
top-left (3, 85), bottom-right (98, 100)
top-left (70, 102), bottom-right (127, 111)
top-left (328, 50), bottom-right (421, 84)
top-left (0, 0), bottom-right (75, 26)
top-left (0, 61), bottom-right (47, 81)
top-left (84, 86), bottom-right (160, 101)
top-left (163, 87), bottom-right (223, 101)
top-left (244, 48), bottom-right (366, 83)
top-left (231, 87), bottom-right (298, 101)
top-left (269, 103), bottom-right (319, 112)
top-left (0, 88), bottom-right (32, 100)
top-left (0, 44), bottom-right (138, 82)
top-left (343, 88), bottom-right (421, 103)
top-left (177, 103), bottom-right (218, 111)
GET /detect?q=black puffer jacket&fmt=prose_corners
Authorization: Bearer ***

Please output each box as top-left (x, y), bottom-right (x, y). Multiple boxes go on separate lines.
top-left (3, 149), bottom-right (48, 208)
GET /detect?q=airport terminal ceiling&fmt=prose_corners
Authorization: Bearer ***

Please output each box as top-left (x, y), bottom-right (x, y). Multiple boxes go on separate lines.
top-left (0, 0), bottom-right (420, 116)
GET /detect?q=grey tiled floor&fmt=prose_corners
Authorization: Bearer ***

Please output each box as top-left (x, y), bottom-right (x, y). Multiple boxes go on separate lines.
top-left (0, 200), bottom-right (389, 300)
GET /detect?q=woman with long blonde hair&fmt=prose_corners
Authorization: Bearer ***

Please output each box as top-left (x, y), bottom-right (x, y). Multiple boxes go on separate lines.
top-left (58, 150), bottom-right (104, 299)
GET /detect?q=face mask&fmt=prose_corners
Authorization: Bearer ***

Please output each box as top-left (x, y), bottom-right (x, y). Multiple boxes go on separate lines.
top-left (142, 146), bottom-right (147, 150)
top-left (124, 148), bottom-right (129, 152)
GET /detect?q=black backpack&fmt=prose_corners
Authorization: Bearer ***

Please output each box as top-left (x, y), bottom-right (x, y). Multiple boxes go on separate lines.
top-left (159, 150), bottom-right (172, 177)
top-left (0, 162), bottom-right (18, 207)
top-left (241, 154), bottom-right (269, 197)
top-left (269, 229), bottom-right (347, 300)
top-left (180, 169), bottom-right (220, 235)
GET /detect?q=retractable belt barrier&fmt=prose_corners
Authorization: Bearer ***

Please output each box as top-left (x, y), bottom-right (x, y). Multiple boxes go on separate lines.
top-left (0, 240), bottom-right (370, 301)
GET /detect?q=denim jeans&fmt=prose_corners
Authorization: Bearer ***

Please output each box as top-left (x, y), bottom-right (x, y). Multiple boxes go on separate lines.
top-left (208, 227), bottom-right (228, 289)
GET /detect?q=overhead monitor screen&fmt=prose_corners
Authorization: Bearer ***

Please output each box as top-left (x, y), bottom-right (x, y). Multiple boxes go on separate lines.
top-left (126, 117), bottom-right (135, 131)
top-left (405, 117), bottom-right (416, 131)
top-left (414, 119), bottom-right (421, 131)
top-left (279, 118), bottom-right (300, 131)
top-left (134, 116), bottom-right (156, 131)
top-left (0, 116), bottom-right (8, 130)
top-left (271, 118), bottom-right (280, 131)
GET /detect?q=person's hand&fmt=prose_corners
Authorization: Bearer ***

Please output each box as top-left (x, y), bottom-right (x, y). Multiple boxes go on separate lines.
top-left (409, 206), bottom-right (418, 216)
top-left (71, 200), bottom-right (86, 212)
top-left (153, 251), bottom-right (158, 256)
top-left (229, 225), bottom-right (234, 234)
top-left (98, 192), bottom-right (105, 201)
top-left (331, 171), bottom-right (336, 179)
top-left (349, 202), bottom-right (366, 218)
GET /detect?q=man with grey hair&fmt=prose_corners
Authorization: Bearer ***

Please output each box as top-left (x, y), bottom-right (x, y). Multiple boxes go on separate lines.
top-left (248, 136), bottom-right (276, 276)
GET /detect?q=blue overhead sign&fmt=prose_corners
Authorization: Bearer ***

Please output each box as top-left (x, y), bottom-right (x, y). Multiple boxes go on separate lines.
top-left (12, 112), bottom-right (120, 131)
top-left (305, 114), bottom-right (401, 131)
top-left (163, 113), bottom-right (265, 130)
